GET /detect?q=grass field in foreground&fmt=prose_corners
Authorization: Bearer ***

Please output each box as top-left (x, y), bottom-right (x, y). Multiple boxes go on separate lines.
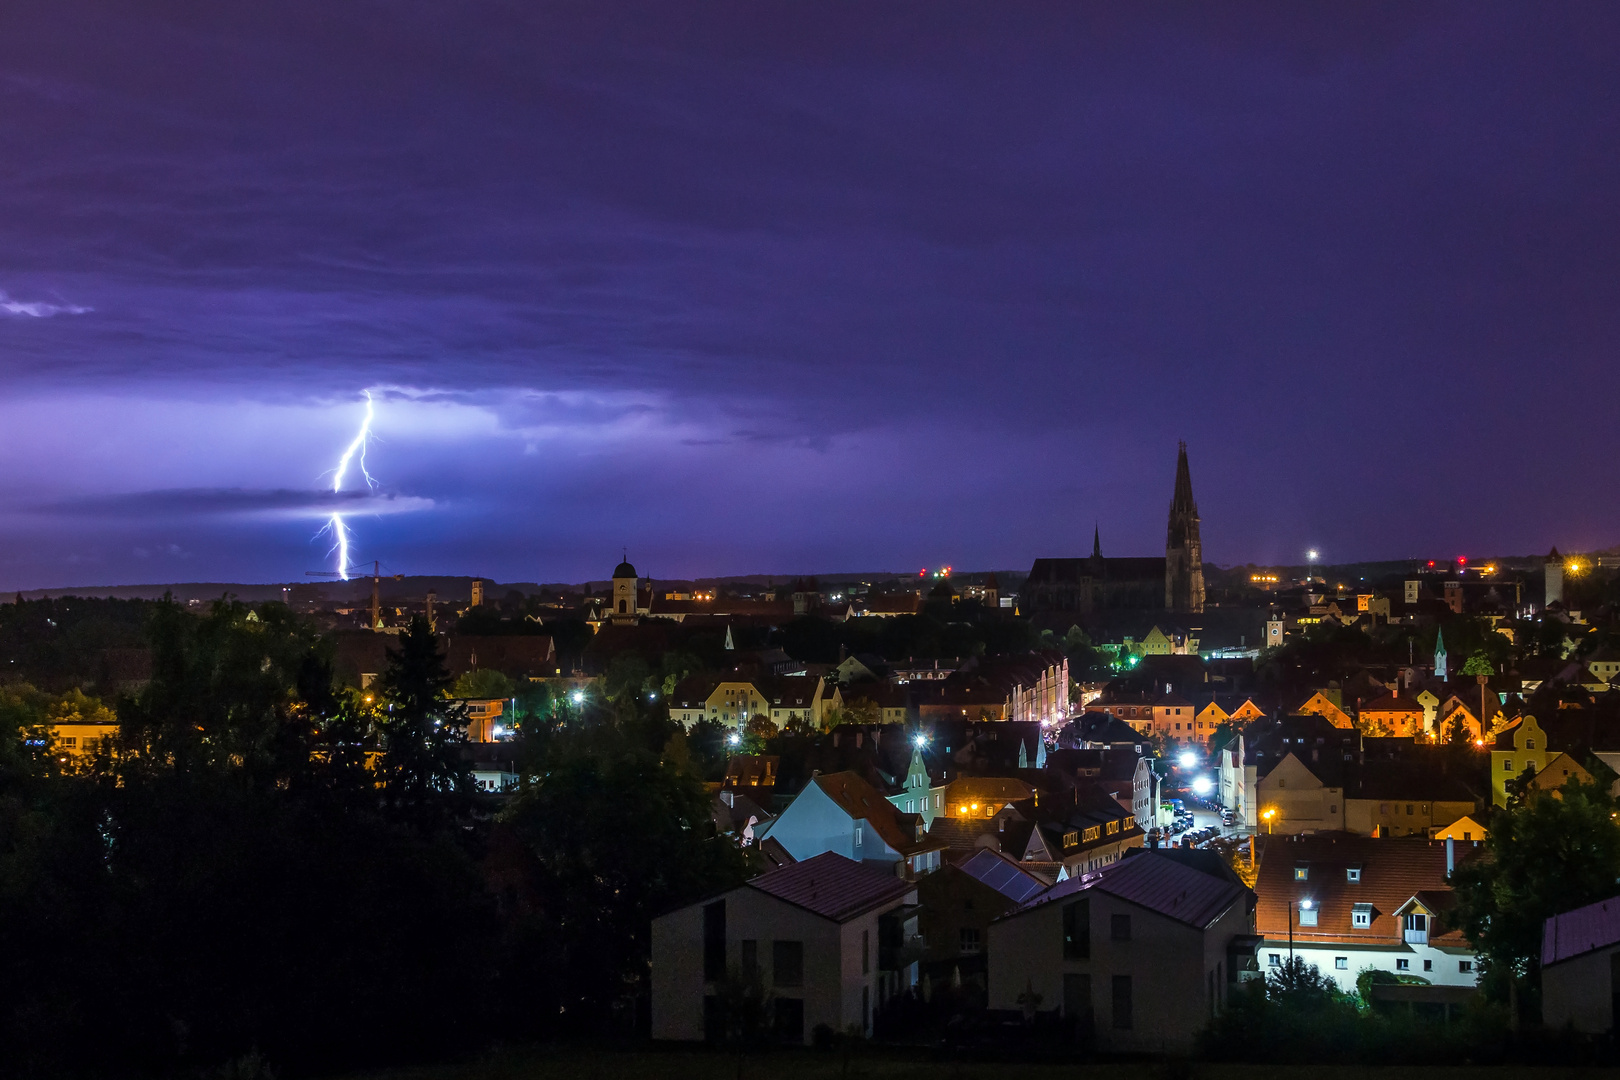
top-left (342, 1045), bottom-right (1620, 1080)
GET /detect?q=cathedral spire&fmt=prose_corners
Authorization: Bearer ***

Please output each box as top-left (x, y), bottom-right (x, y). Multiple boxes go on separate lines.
top-left (1092, 523), bottom-right (1101, 558)
top-left (1165, 442), bottom-right (1205, 614)
top-left (1170, 440), bottom-right (1197, 517)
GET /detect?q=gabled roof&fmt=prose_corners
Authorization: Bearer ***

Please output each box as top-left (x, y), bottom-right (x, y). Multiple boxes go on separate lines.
top-left (747, 851), bottom-right (913, 922)
top-left (811, 771), bottom-right (939, 856)
top-left (1005, 852), bottom-right (1246, 930)
top-left (1543, 894), bottom-right (1620, 967)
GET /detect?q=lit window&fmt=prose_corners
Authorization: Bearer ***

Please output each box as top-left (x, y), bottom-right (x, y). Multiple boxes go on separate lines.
top-left (1268, 953), bottom-right (1281, 967)
top-left (1294, 866), bottom-right (1309, 881)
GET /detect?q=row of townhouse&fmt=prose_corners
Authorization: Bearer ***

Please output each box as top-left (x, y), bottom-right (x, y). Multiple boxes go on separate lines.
top-left (667, 670), bottom-right (842, 730)
top-left (1211, 716), bottom-right (1486, 837)
top-left (653, 843), bottom-right (1260, 1053)
top-left (653, 830), bottom-right (1486, 1050)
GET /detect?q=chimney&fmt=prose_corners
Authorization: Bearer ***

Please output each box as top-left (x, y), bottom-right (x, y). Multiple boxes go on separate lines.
top-left (1445, 837), bottom-right (1455, 875)
top-left (721, 791), bottom-right (734, 807)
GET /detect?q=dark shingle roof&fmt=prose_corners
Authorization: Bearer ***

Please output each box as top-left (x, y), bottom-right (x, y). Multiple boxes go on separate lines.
top-left (1544, 894), bottom-right (1620, 967)
top-left (747, 851), bottom-right (913, 921)
top-left (1005, 852), bottom-right (1247, 930)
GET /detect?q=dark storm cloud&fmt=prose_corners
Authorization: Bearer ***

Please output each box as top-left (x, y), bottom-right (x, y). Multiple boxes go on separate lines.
top-left (1, 1), bottom-right (1619, 587)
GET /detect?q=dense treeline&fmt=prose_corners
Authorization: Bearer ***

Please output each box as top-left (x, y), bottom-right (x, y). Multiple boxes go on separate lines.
top-left (0, 599), bottom-right (745, 1078)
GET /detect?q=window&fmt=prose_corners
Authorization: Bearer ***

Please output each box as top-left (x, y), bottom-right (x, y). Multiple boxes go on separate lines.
top-left (1526, 740), bottom-right (1534, 750)
top-left (772, 940), bottom-right (804, 987)
top-left (1062, 899), bottom-right (1090, 959)
top-left (1503, 759), bottom-right (1513, 772)
top-left (1352, 904), bottom-right (1372, 929)
top-left (1406, 804), bottom-right (1414, 815)
top-left (1269, 953), bottom-right (1281, 967)
top-left (1062, 973), bottom-right (1092, 1021)
top-left (1335, 957), bottom-right (1348, 970)
top-left (862, 929), bottom-right (870, 974)
top-left (1111, 913), bottom-right (1132, 941)
top-left (1459, 961), bottom-right (1473, 973)
top-left (773, 998), bottom-right (804, 1044)
top-left (1298, 907), bottom-right (1318, 927)
top-left (1396, 959), bottom-right (1409, 972)
top-left (854, 826), bottom-right (862, 848)
top-left (1346, 868), bottom-right (1362, 883)
top-left (959, 928), bottom-right (982, 955)
top-left (703, 902), bottom-right (726, 981)
top-left (1294, 866), bottom-right (1309, 881)
top-left (1111, 975), bottom-right (1133, 1030)
top-left (1423, 959), bottom-right (1433, 972)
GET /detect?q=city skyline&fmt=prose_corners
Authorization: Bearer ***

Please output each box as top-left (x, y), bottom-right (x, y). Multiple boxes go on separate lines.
top-left (4, 4), bottom-right (1620, 589)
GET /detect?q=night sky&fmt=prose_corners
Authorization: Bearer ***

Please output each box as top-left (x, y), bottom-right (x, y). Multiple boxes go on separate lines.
top-left (3, 2), bottom-right (1619, 590)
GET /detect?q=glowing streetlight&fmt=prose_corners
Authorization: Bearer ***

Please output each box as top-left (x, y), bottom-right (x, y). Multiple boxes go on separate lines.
top-left (570, 690), bottom-right (584, 705)
top-left (727, 732), bottom-right (741, 747)
top-left (1191, 775), bottom-right (1214, 796)
top-left (1290, 897), bottom-right (1314, 965)
top-left (913, 733), bottom-right (929, 749)
top-left (1178, 751), bottom-right (1197, 769)
top-left (1261, 807), bottom-right (1278, 834)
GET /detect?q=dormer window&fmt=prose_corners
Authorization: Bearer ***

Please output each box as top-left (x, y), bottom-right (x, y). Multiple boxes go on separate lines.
top-left (1525, 740), bottom-right (1535, 750)
top-left (1352, 904), bottom-right (1372, 928)
top-left (1294, 865), bottom-right (1309, 881)
top-left (1346, 867), bottom-right (1362, 883)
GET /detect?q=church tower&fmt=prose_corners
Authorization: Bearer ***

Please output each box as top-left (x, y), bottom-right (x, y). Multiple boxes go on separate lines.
top-left (611, 554), bottom-right (639, 624)
top-left (1165, 442), bottom-right (1205, 613)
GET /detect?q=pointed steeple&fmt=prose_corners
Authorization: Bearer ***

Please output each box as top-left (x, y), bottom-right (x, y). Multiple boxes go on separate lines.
top-left (1170, 441), bottom-right (1197, 517)
top-left (1165, 442), bottom-right (1205, 614)
top-left (1092, 523), bottom-right (1101, 558)
top-left (1434, 628), bottom-right (1448, 681)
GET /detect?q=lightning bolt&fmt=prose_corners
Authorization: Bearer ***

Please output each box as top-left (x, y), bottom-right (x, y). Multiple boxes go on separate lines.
top-left (324, 391), bottom-right (376, 581)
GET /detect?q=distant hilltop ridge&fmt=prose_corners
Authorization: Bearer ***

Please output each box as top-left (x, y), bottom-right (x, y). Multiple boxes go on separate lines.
top-left (6, 549), bottom-right (1605, 605)
top-left (5, 570), bottom-right (1028, 605)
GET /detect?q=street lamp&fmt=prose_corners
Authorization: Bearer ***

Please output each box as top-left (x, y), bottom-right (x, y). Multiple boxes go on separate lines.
top-left (1289, 897), bottom-right (1313, 967)
top-left (1261, 807), bottom-right (1277, 834)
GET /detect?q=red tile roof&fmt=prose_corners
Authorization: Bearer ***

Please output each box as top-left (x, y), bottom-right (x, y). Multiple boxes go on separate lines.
top-left (1253, 834), bottom-right (1479, 946)
top-left (1543, 894), bottom-right (1620, 967)
top-left (747, 851), bottom-right (913, 922)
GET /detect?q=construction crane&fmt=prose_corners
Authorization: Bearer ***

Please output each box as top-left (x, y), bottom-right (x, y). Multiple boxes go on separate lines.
top-left (306, 559), bottom-right (402, 630)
